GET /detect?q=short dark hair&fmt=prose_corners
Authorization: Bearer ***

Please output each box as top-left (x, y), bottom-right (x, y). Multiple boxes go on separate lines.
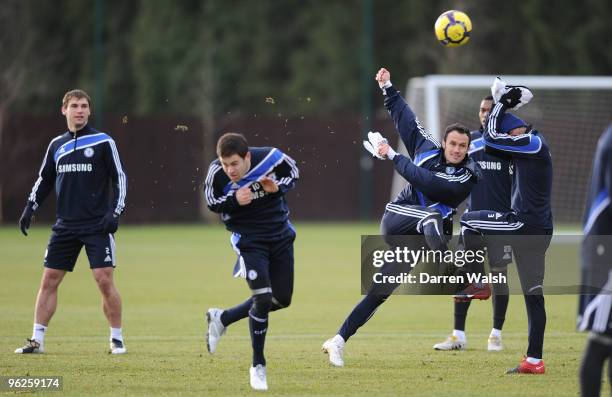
top-left (62, 89), bottom-right (92, 109)
top-left (216, 132), bottom-right (249, 158)
top-left (483, 95), bottom-right (494, 101)
top-left (443, 123), bottom-right (471, 144)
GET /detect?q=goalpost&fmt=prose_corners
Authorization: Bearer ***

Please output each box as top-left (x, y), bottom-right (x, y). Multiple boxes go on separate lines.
top-left (391, 75), bottom-right (612, 224)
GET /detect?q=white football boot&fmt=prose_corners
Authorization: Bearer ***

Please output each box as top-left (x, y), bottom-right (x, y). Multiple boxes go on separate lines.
top-left (15, 339), bottom-right (44, 354)
top-left (110, 338), bottom-right (127, 354)
top-left (206, 308), bottom-right (226, 354)
top-left (433, 335), bottom-right (466, 351)
top-left (487, 334), bottom-right (503, 351)
top-left (322, 335), bottom-right (345, 367)
top-left (249, 364), bottom-right (268, 391)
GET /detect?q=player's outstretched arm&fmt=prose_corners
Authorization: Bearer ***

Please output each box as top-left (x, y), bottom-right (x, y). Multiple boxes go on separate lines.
top-left (485, 79), bottom-right (543, 158)
top-left (376, 67), bottom-right (440, 159)
top-left (391, 153), bottom-right (477, 208)
top-left (483, 102), bottom-right (543, 158)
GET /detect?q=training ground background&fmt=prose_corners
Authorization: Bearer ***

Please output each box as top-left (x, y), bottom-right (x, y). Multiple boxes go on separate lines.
top-left (0, 224), bottom-right (604, 396)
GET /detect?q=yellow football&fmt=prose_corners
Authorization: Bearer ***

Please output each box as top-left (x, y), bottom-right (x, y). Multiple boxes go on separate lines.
top-left (434, 10), bottom-right (472, 47)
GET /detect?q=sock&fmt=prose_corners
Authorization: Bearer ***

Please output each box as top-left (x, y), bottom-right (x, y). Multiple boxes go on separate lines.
top-left (110, 327), bottom-right (123, 342)
top-left (332, 334), bottom-right (345, 346)
top-left (249, 310), bottom-right (268, 367)
top-left (490, 328), bottom-right (502, 338)
top-left (526, 356), bottom-right (542, 364)
top-left (249, 294), bottom-right (272, 367)
top-left (454, 300), bottom-right (471, 331)
top-left (524, 294), bottom-right (546, 359)
top-left (491, 272), bottom-right (509, 330)
top-left (32, 323), bottom-right (47, 345)
top-left (492, 293), bottom-right (509, 330)
top-left (220, 299), bottom-right (252, 327)
top-left (452, 329), bottom-right (466, 341)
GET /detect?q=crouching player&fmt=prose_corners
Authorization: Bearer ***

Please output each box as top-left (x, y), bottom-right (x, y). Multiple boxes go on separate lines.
top-left (203, 132), bottom-right (299, 391)
top-left (322, 67), bottom-right (481, 367)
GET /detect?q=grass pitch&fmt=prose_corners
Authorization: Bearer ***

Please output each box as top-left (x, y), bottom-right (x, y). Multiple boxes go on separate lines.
top-left (0, 224), bottom-right (601, 396)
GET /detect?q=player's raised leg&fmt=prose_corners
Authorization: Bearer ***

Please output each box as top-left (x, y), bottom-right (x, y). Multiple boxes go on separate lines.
top-left (206, 298), bottom-right (252, 354)
top-left (323, 206), bottom-right (425, 367)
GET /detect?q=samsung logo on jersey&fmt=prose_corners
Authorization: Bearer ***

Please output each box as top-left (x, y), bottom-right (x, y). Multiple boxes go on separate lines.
top-left (477, 161), bottom-right (502, 171)
top-left (58, 163), bottom-right (93, 173)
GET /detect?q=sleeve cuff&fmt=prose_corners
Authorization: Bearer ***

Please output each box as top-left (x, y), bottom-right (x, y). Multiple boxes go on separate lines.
top-left (392, 153), bottom-right (405, 163)
top-left (380, 81), bottom-right (397, 96)
top-left (381, 81), bottom-right (393, 95)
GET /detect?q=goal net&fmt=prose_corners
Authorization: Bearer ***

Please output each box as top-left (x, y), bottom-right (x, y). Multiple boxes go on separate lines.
top-left (391, 75), bottom-right (612, 226)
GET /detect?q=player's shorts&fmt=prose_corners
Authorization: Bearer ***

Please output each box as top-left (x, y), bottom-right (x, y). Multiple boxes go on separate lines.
top-left (44, 228), bottom-right (117, 272)
top-left (457, 228), bottom-right (513, 268)
top-left (230, 228), bottom-right (296, 300)
top-left (460, 210), bottom-right (552, 294)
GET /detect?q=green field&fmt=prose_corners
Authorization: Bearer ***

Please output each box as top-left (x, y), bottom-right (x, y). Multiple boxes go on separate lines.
top-left (0, 224), bottom-right (601, 396)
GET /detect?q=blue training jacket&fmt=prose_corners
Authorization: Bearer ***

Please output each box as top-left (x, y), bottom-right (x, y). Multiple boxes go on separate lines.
top-left (204, 147), bottom-right (299, 238)
top-left (468, 129), bottom-right (512, 213)
top-left (26, 124), bottom-right (127, 231)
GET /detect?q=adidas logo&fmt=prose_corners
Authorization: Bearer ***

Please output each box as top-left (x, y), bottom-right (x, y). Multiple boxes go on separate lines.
top-left (104, 255), bottom-right (112, 262)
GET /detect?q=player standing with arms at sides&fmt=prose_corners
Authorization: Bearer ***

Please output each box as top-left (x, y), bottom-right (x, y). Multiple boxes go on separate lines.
top-left (322, 68), bottom-right (481, 367)
top-left (434, 95), bottom-right (513, 352)
top-left (204, 132), bottom-right (299, 391)
top-left (15, 89), bottom-right (128, 355)
top-left (460, 78), bottom-right (553, 374)
top-left (578, 124), bottom-right (612, 397)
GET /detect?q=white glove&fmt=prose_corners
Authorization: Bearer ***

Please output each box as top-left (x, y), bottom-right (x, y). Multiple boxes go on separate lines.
top-left (491, 77), bottom-right (506, 103)
top-left (363, 131), bottom-right (388, 160)
top-left (491, 77), bottom-right (534, 110)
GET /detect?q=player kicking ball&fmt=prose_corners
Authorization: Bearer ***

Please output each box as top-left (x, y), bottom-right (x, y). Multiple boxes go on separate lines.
top-left (203, 132), bottom-right (299, 391)
top-left (323, 68), bottom-right (481, 367)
